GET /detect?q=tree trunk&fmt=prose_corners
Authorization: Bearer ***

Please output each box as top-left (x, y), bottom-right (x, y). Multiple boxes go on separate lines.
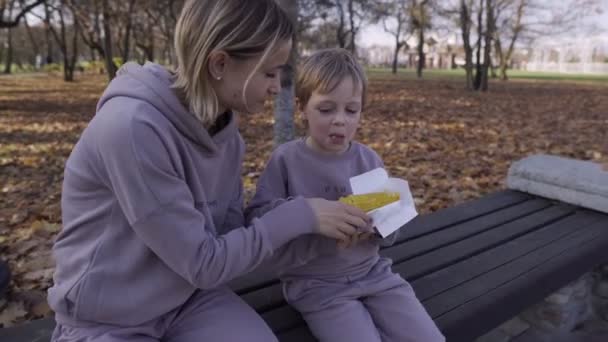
top-left (473, 0), bottom-right (483, 90)
top-left (3, 27), bottom-right (13, 73)
top-left (0, 0), bottom-right (45, 28)
top-left (102, 0), bottom-right (117, 80)
top-left (494, 36), bottom-right (507, 80)
top-left (500, 62), bottom-right (509, 80)
top-left (347, 0), bottom-right (356, 55)
top-left (274, 0), bottom-right (297, 147)
top-left (481, 0), bottom-right (493, 91)
top-left (500, 0), bottom-right (524, 81)
top-left (44, 1), bottom-right (54, 64)
top-left (22, 13), bottom-right (40, 65)
top-left (59, 6), bottom-right (72, 81)
top-left (392, 40), bottom-right (401, 74)
top-left (416, 26), bottom-right (424, 78)
top-left (460, 0), bottom-right (474, 89)
top-left (3, 1), bottom-right (15, 74)
top-left (335, 1), bottom-right (347, 48)
top-left (0, 37), bottom-right (4, 66)
top-left (65, 16), bottom-right (80, 81)
top-left (121, 0), bottom-right (137, 63)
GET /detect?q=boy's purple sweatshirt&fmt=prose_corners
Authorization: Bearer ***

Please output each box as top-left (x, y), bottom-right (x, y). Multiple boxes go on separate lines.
top-left (47, 62), bottom-right (317, 326)
top-left (245, 139), bottom-right (398, 281)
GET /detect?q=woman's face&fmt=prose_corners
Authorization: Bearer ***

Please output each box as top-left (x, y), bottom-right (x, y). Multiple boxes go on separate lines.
top-left (214, 40), bottom-right (292, 114)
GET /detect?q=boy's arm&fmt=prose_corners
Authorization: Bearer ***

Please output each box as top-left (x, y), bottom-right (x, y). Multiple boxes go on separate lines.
top-left (244, 152), bottom-right (290, 223)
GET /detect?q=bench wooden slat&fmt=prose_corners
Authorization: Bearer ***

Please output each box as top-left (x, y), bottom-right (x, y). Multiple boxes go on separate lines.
top-left (429, 217), bottom-right (608, 341)
top-left (384, 198), bottom-right (553, 265)
top-left (261, 305), bottom-right (302, 334)
top-left (412, 210), bottom-right (605, 301)
top-left (396, 190), bottom-right (531, 243)
top-left (0, 317), bottom-right (55, 342)
top-left (277, 325), bottom-right (315, 342)
top-left (394, 203), bottom-right (577, 280)
top-left (240, 283), bottom-right (283, 313)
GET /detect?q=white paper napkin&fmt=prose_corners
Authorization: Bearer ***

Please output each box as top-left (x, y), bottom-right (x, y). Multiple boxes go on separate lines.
top-left (349, 168), bottom-right (418, 238)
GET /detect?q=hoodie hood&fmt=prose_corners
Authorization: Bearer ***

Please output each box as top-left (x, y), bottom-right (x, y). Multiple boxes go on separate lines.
top-left (96, 62), bottom-right (236, 153)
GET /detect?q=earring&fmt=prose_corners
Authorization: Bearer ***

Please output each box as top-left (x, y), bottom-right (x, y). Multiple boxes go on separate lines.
top-left (216, 76), bottom-right (222, 80)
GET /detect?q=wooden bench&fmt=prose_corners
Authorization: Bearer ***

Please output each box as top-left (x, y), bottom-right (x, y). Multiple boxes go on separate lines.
top-left (2, 189), bottom-right (608, 341)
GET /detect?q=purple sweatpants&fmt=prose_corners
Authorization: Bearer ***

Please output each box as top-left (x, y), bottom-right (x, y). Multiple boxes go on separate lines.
top-left (51, 287), bottom-right (277, 342)
top-left (283, 258), bottom-right (445, 342)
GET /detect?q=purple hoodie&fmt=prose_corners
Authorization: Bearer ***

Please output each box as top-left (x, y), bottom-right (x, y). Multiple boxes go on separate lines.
top-left (48, 62), bottom-right (317, 326)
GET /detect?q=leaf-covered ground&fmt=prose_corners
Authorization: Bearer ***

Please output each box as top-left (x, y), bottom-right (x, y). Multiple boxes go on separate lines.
top-left (1, 72), bottom-right (606, 326)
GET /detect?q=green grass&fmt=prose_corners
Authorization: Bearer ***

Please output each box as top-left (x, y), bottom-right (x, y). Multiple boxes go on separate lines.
top-left (366, 67), bottom-right (608, 85)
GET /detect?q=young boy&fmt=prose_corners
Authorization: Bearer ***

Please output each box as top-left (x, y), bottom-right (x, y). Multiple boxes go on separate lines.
top-left (245, 48), bottom-right (444, 342)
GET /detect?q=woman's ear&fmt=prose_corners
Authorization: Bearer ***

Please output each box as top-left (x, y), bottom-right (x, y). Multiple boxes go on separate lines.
top-left (208, 50), bottom-right (228, 81)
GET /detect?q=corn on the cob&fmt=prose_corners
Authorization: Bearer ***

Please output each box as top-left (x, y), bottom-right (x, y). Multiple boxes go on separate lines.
top-left (339, 192), bottom-right (400, 212)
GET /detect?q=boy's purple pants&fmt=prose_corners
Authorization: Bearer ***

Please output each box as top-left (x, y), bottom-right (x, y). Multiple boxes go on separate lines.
top-left (283, 258), bottom-right (446, 342)
top-left (51, 287), bottom-right (278, 342)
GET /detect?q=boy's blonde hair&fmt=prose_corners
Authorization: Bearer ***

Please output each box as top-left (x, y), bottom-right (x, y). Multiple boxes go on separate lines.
top-left (296, 48), bottom-right (368, 110)
top-left (173, 0), bottom-right (294, 127)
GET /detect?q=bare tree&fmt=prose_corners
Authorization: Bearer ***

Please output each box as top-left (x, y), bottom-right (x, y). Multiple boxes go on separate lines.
top-left (493, 0), bottom-right (523, 80)
top-left (115, 0), bottom-right (137, 63)
top-left (297, 0), bottom-right (332, 35)
top-left (324, 0), bottom-right (370, 54)
top-left (140, 0), bottom-right (184, 65)
top-left (299, 21), bottom-right (340, 50)
top-left (472, 0), bottom-right (483, 89)
top-left (333, 0), bottom-right (348, 48)
top-left (67, 1), bottom-right (100, 56)
top-left (20, 0), bottom-right (41, 63)
top-left (65, 0), bottom-right (117, 79)
top-left (411, 0), bottom-right (432, 78)
top-left (41, 0), bottom-right (79, 81)
top-left (132, 7), bottom-right (156, 63)
top-left (296, 0), bottom-right (335, 50)
top-left (101, 0), bottom-right (116, 79)
top-left (480, 0), bottom-right (494, 91)
top-left (377, 0), bottom-right (412, 74)
top-left (3, 0), bottom-right (16, 73)
top-left (459, 0), bottom-right (475, 89)
top-left (491, 0), bottom-right (603, 80)
top-left (0, 0), bottom-right (43, 28)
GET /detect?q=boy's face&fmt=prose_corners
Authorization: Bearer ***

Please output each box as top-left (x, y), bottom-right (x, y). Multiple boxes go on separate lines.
top-left (303, 76), bottom-right (362, 154)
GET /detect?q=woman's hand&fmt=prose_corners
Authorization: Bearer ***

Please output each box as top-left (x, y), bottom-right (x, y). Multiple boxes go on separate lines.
top-left (306, 198), bottom-right (372, 243)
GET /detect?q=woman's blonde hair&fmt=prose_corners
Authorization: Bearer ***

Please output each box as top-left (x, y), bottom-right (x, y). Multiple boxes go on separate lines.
top-left (296, 48), bottom-right (368, 110)
top-left (173, 0), bottom-right (294, 127)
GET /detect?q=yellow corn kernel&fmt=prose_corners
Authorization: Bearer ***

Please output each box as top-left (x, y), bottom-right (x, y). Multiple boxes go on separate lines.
top-left (339, 192), bottom-right (400, 212)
